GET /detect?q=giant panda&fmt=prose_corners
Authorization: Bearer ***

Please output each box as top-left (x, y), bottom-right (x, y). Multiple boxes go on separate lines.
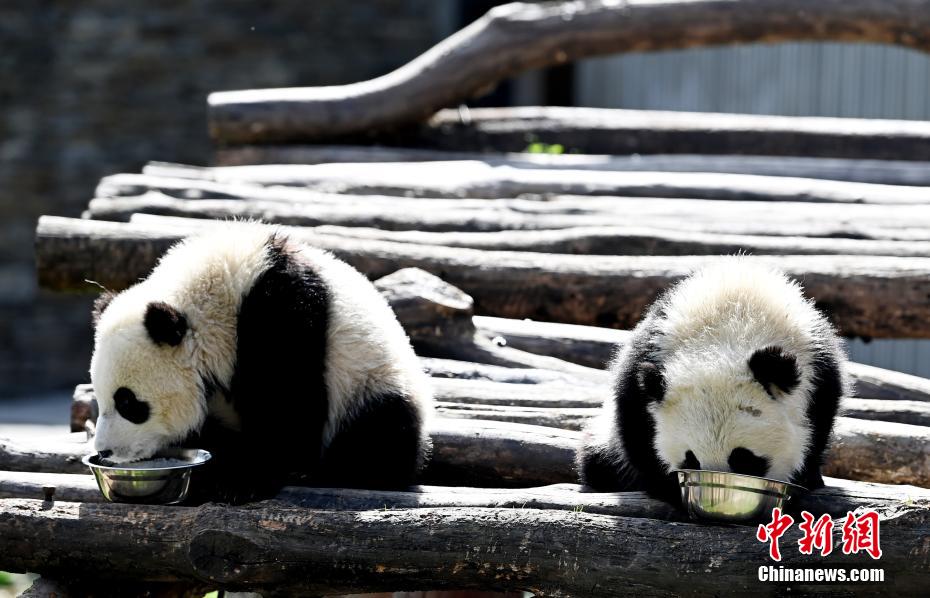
top-left (577, 259), bottom-right (848, 503)
top-left (90, 222), bottom-right (432, 503)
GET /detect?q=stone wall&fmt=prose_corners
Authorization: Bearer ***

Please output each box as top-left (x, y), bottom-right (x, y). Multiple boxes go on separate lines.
top-left (0, 1), bottom-right (447, 397)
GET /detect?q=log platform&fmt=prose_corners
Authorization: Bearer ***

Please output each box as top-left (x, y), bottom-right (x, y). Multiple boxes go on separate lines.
top-left (11, 1), bottom-right (930, 594)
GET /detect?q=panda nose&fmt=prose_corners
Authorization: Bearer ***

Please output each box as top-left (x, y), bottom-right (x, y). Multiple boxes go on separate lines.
top-left (98, 449), bottom-right (113, 459)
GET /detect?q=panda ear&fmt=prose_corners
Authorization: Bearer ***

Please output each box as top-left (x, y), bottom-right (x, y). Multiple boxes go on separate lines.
top-left (144, 302), bottom-right (188, 346)
top-left (636, 361), bottom-right (666, 402)
top-left (92, 291), bottom-right (117, 328)
top-left (749, 346), bottom-right (800, 398)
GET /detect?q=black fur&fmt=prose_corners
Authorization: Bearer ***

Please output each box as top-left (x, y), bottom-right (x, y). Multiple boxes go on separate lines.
top-left (728, 447), bottom-right (770, 477)
top-left (793, 349), bottom-right (844, 490)
top-left (635, 360), bottom-right (666, 401)
top-left (188, 236), bottom-right (426, 504)
top-left (113, 387), bottom-right (149, 424)
top-left (681, 450), bottom-right (700, 470)
top-left (748, 346), bottom-right (800, 398)
top-left (144, 302), bottom-right (188, 346)
top-left (579, 313), bottom-right (680, 503)
top-left (195, 236), bottom-right (331, 504)
top-left (319, 390), bottom-right (427, 489)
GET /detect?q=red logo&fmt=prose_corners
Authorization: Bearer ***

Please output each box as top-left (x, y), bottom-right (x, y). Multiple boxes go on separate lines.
top-left (756, 507), bottom-right (794, 561)
top-left (757, 509), bottom-right (881, 561)
top-left (798, 511), bottom-right (834, 556)
top-left (841, 511), bottom-right (882, 559)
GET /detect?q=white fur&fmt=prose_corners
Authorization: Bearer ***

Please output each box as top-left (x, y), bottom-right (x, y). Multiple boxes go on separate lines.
top-left (644, 258), bottom-right (843, 481)
top-left (91, 221), bottom-right (430, 462)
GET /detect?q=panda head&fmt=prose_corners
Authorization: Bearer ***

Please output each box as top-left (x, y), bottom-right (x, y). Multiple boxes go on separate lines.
top-left (90, 290), bottom-right (207, 463)
top-left (633, 261), bottom-right (832, 485)
top-left (642, 345), bottom-right (809, 483)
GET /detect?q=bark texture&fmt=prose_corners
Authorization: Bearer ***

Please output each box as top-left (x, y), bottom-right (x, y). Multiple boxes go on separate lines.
top-left (207, 0), bottom-right (930, 143)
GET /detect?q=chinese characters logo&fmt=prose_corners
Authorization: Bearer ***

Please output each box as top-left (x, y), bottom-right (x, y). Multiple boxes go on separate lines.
top-left (756, 508), bottom-right (881, 561)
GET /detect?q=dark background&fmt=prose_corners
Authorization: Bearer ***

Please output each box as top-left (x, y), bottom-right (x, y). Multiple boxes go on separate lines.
top-left (0, 1), bottom-right (451, 397)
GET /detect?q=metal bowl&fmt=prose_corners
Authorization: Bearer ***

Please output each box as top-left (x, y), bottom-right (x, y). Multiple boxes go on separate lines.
top-left (674, 469), bottom-right (807, 523)
top-left (83, 448), bottom-right (211, 505)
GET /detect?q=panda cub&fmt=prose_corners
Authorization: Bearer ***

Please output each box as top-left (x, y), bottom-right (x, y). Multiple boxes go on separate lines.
top-left (578, 259), bottom-right (848, 502)
top-left (91, 223), bottom-right (432, 502)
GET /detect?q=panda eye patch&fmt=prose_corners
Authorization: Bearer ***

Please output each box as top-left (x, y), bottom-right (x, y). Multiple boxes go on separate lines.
top-left (728, 447), bottom-right (770, 477)
top-left (114, 387), bottom-right (150, 424)
top-left (680, 450), bottom-right (701, 470)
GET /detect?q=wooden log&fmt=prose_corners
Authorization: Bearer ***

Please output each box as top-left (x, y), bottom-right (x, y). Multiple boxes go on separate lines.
top-left (277, 224), bottom-right (930, 258)
top-left (471, 316), bottom-right (930, 407)
top-left (36, 216), bottom-right (930, 338)
top-left (435, 397), bottom-right (930, 430)
top-left (2, 497), bottom-right (928, 596)
top-left (421, 357), bottom-right (599, 386)
top-left (108, 165), bottom-right (930, 205)
top-left (383, 106), bottom-right (930, 160)
top-left (20, 577), bottom-right (207, 598)
top-left (847, 362), bottom-right (930, 403)
top-left (475, 315), bottom-right (627, 369)
top-left (0, 471), bottom-right (107, 504)
top-left (373, 267), bottom-right (604, 376)
top-left (207, 148), bottom-right (930, 187)
top-left (207, 0), bottom-right (930, 144)
top-left (13, 412), bottom-right (582, 487)
top-left (64, 382), bottom-right (930, 487)
top-left (436, 401), bottom-right (594, 430)
top-left (92, 192), bottom-right (930, 241)
top-left (435, 379), bottom-right (603, 407)
top-left (0, 434), bottom-right (89, 475)
top-left (6, 470), bottom-right (930, 524)
top-left (0, 471), bottom-right (686, 518)
top-left (824, 418), bottom-right (930, 486)
top-left (89, 191), bottom-right (930, 242)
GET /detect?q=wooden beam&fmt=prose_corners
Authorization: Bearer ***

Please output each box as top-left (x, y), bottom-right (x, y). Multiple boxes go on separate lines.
top-left (206, 149), bottom-right (930, 187)
top-left (386, 106), bottom-right (930, 160)
top-left (0, 471), bottom-right (682, 519)
top-left (260, 224), bottom-right (930, 258)
top-left (4, 414), bottom-right (581, 488)
top-left (4, 470), bottom-right (929, 522)
top-left (472, 315), bottom-right (930, 405)
top-left (1, 495), bottom-right (927, 596)
top-left (105, 165), bottom-right (930, 204)
top-left (207, 0), bottom-right (930, 144)
top-left (90, 191), bottom-right (930, 241)
top-left (36, 216), bottom-right (930, 338)
top-left (373, 267), bottom-right (605, 376)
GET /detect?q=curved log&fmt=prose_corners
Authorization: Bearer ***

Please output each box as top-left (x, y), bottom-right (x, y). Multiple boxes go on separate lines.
top-left (207, 0), bottom-right (930, 143)
top-left (36, 216), bottom-right (930, 338)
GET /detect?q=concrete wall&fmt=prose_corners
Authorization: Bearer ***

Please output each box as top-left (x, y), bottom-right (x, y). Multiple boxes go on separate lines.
top-left (0, 1), bottom-right (446, 397)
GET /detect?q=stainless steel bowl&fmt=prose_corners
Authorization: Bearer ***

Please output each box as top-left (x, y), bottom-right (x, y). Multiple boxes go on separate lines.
top-left (674, 469), bottom-right (807, 523)
top-left (83, 449), bottom-right (211, 505)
